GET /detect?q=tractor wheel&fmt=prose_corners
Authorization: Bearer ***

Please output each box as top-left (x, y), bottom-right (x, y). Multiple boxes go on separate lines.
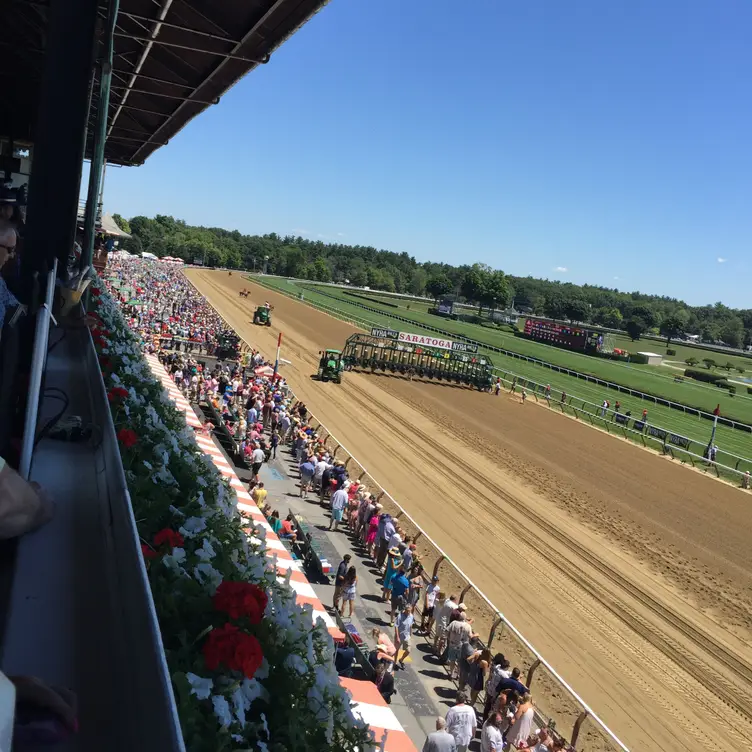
top-left (265, 320), bottom-right (271, 327)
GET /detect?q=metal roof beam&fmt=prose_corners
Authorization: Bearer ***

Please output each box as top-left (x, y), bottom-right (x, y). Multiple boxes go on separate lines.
top-left (120, 12), bottom-right (240, 45)
top-left (113, 31), bottom-right (268, 63)
top-left (127, 0), bottom-right (287, 164)
top-left (110, 83), bottom-right (218, 105)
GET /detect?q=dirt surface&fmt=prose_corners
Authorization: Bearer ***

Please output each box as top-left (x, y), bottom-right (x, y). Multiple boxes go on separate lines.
top-left (187, 269), bottom-right (752, 751)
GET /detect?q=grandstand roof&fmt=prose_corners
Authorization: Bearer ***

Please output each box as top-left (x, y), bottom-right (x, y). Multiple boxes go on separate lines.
top-left (1, 0), bottom-right (329, 166)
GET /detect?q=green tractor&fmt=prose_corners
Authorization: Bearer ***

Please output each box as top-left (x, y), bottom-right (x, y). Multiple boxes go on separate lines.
top-left (253, 306), bottom-right (272, 326)
top-left (317, 349), bottom-right (344, 383)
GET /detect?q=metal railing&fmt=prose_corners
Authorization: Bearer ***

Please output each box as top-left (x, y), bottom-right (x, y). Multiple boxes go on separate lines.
top-left (19, 259), bottom-right (58, 479)
top-left (287, 280), bottom-right (752, 429)
top-left (183, 273), bottom-right (631, 751)
top-left (248, 275), bottom-right (752, 481)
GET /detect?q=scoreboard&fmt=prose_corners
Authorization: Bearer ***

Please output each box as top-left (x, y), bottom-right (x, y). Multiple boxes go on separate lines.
top-left (524, 319), bottom-right (601, 353)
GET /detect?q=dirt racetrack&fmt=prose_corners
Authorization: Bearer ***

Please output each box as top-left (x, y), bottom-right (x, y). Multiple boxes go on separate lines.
top-left (187, 269), bottom-right (752, 751)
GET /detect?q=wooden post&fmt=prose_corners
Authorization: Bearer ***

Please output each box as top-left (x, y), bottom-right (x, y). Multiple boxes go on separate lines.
top-left (432, 555), bottom-right (445, 579)
top-left (526, 659), bottom-right (541, 689)
top-left (570, 710), bottom-right (589, 748)
top-left (459, 583), bottom-right (473, 603)
top-left (487, 614), bottom-right (505, 651)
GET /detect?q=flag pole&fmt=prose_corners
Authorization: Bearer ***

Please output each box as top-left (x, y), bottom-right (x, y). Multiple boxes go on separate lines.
top-left (273, 332), bottom-right (283, 382)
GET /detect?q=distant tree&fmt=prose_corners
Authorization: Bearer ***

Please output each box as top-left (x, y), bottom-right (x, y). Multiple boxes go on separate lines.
top-left (702, 358), bottom-right (717, 370)
top-left (112, 213), bottom-right (131, 234)
top-left (543, 292), bottom-right (567, 321)
top-left (460, 264), bottom-right (487, 312)
top-left (312, 257), bottom-right (332, 282)
top-left (478, 270), bottom-right (510, 313)
top-left (721, 361), bottom-right (736, 372)
top-left (685, 357), bottom-right (699, 367)
top-left (625, 317), bottom-right (647, 341)
top-left (121, 234), bottom-right (142, 255)
top-left (426, 274), bottom-right (453, 301)
top-left (594, 307), bottom-right (622, 328)
top-left (659, 311), bottom-right (689, 347)
top-left (563, 297), bottom-right (590, 323)
top-left (408, 268), bottom-right (428, 296)
top-left (720, 317), bottom-right (745, 349)
top-left (628, 304), bottom-right (657, 329)
top-left (736, 366), bottom-right (746, 375)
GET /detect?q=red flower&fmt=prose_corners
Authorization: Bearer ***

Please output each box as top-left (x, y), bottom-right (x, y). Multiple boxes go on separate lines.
top-left (117, 428), bottom-right (138, 448)
top-left (141, 544), bottom-right (157, 560)
top-left (213, 581), bottom-right (268, 624)
top-left (99, 356), bottom-right (111, 370)
top-left (203, 624), bottom-right (264, 679)
top-left (91, 287), bottom-right (101, 296)
top-left (108, 386), bottom-right (129, 402)
top-left (153, 528), bottom-right (184, 549)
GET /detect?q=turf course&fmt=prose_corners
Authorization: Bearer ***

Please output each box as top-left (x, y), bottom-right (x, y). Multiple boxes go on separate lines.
top-left (249, 275), bottom-right (752, 475)
top-left (286, 280), bottom-right (752, 421)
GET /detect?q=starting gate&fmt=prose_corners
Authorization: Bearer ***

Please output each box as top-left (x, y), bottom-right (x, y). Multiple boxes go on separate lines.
top-left (342, 332), bottom-right (494, 390)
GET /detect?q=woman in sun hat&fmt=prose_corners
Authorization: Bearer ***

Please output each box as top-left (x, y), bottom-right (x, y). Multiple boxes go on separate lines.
top-left (381, 546), bottom-right (403, 602)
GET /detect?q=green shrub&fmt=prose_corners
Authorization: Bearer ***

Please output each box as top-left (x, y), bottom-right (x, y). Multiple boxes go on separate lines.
top-left (715, 379), bottom-right (731, 389)
top-left (703, 358), bottom-right (717, 369)
top-left (685, 357), bottom-right (699, 367)
top-left (667, 348), bottom-right (676, 356)
top-left (729, 386), bottom-right (737, 396)
top-left (684, 368), bottom-right (726, 384)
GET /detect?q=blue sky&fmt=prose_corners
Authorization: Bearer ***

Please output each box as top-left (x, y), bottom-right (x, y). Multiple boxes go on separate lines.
top-left (101, 0), bottom-right (752, 308)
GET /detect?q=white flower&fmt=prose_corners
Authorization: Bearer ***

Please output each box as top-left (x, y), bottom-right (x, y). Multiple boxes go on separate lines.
top-left (169, 504), bottom-right (185, 517)
top-left (196, 475), bottom-right (208, 488)
top-left (143, 460), bottom-right (153, 470)
top-left (180, 516), bottom-right (207, 538)
top-left (193, 562), bottom-right (222, 594)
top-left (162, 547), bottom-right (186, 574)
top-left (186, 673), bottom-right (213, 700)
top-left (195, 538), bottom-right (216, 562)
top-left (284, 653), bottom-right (309, 675)
top-left (211, 695), bottom-right (233, 728)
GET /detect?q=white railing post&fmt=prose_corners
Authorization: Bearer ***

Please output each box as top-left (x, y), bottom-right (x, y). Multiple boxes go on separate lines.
top-left (19, 259), bottom-right (58, 479)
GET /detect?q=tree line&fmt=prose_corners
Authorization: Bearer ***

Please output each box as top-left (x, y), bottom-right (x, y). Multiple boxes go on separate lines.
top-left (113, 214), bottom-right (752, 348)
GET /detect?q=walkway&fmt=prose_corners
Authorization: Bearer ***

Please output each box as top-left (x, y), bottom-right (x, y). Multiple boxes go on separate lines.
top-left (145, 353), bottom-right (423, 752)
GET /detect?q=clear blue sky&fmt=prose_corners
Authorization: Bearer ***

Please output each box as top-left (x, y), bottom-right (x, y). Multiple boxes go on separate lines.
top-left (101, 0), bottom-right (752, 308)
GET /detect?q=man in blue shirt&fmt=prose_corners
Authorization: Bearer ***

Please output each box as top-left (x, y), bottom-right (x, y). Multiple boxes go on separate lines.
top-left (389, 567), bottom-right (410, 626)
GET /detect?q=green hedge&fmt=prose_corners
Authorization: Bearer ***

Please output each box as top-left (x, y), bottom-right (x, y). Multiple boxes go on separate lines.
top-left (684, 368), bottom-right (727, 385)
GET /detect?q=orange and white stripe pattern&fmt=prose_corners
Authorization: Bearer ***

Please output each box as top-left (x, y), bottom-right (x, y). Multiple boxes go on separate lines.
top-left (341, 678), bottom-right (418, 752)
top-left (144, 354), bottom-right (343, 641)
top-left (145, 355), bottom-right (418, 752)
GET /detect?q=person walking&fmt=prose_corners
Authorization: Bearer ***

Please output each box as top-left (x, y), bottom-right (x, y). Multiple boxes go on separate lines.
top-left (394, 603), bottom-right (414, 670)
top-left (333, 554), bottom-right (351, 611)
top-left (422, 717), bottom-right (457, 752)
top-left (340, 566), bottom-right (357, 618)
top-left (251, 443), bottom-right (264, 481)
top-left (445, 691), bottom-right (477, 752)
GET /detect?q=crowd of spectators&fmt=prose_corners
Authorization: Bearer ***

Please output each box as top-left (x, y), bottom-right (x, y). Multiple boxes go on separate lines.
top-left (109, 258), bottom-right (572, 751)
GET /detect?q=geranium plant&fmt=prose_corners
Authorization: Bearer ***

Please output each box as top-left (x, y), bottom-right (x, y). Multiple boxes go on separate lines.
top-left (91, 283), bottom-right (371, 752)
